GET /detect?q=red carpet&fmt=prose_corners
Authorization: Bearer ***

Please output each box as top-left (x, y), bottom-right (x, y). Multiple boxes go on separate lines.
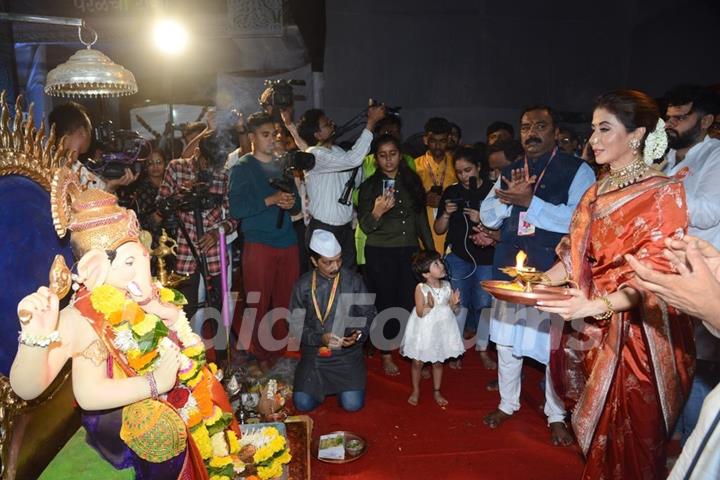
top-left (306, 351), bottom-right (586, 479)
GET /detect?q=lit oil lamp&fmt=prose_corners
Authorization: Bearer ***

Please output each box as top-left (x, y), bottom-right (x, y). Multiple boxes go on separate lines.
top-left (499, 251), bottom-right (545, 292)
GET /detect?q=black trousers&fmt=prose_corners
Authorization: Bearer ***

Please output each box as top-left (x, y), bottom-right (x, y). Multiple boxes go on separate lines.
top-left (178, 272), bottom-right (223, 327)
top-left (364, 245), bottom-right (418, 353)
top-left (305, 218), bottom-right (357, 272)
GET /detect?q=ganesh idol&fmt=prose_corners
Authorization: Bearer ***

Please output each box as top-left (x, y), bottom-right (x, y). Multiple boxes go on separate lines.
top-left (9, 167), bottom-right (244, 480)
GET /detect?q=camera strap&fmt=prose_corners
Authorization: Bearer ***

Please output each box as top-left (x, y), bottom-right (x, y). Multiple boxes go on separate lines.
top-left (338, 166), bottom-right (360, 205)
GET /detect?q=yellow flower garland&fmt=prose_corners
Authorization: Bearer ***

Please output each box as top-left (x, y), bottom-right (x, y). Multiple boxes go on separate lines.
top-left (159, 287), bottom-right (176, 303)
top-left (89, 284), bottom-right (249, 477)
top-left (90, 284), bottom-right (126, 317)
top-left (191, 424), bottom-right (213, 460)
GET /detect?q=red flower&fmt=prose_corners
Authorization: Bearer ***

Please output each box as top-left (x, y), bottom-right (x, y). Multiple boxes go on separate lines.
top-left (167, 387), bottom-right (190, 408)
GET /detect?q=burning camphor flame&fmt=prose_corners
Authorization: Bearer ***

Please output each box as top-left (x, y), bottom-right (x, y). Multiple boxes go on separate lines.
top-left (515, 250), bottom-right (527, 271)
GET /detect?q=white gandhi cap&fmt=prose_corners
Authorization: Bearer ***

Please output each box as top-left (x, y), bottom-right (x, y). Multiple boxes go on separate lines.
top-left (309, 229), bottom-right (342, 258)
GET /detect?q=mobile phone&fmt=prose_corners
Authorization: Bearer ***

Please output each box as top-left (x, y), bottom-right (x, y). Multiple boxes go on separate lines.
top-left (382, 179), bottom-right (396, 195)
top-left (429, 185), bottom-right (443, 196)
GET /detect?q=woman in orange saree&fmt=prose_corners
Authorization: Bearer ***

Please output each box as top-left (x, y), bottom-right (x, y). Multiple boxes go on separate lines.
top-left (537, 90), bottom-right (695, 480)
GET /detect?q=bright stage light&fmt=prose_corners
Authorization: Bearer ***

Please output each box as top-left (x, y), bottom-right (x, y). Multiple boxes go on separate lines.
top-left (153, 19), bottom-right (188, 56)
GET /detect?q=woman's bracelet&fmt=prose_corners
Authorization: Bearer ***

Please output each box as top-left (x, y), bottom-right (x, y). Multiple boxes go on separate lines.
top-left (18, 330), bottom-right (61, 348)
top-left (592, 296), bottom-right (614, 320)
top-left (145, 372), bottom-right (159, 399)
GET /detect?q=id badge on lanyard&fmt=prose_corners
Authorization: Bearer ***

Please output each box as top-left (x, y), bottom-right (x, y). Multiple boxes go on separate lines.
top-left (517, 211), bottom-right (535, 236)
top-left (516, 148), bottom-right (557, 237)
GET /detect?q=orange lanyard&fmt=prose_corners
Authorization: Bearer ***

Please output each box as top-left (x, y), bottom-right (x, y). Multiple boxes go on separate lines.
top-left (523, 147), bottom-right (557, 195)
top-left (426, 156), bottom-right (447, 187)
top-left (311, 271), bottom-right (340, 325)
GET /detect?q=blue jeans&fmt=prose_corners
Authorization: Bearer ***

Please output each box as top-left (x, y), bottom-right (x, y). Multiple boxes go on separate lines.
top-left (674, 360), bottom-right (720, 445)
top-left (293, 390), bottom-right (365, 413)
top-left (444, 253), bottom-right (493, 349)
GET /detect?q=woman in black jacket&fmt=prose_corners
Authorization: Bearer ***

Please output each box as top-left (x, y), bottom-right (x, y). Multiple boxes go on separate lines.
top-left (358, 134), bottom-right (434, 376)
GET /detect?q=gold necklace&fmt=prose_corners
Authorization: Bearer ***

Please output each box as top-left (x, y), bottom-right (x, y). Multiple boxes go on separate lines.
top-left (607, 158), bottom-right (649, 190)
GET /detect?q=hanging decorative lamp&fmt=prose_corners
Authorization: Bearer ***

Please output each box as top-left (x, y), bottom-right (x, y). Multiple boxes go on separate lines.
top-left (45, 24), bottom-right (138, 98)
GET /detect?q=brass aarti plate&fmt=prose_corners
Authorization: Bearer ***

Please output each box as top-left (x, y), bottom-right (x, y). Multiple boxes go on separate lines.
top-left (481, 280), bottom-right (571, 306)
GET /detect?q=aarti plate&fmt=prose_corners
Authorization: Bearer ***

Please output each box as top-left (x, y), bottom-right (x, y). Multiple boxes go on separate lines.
top-left (481, 280), bottom-right (571, 306)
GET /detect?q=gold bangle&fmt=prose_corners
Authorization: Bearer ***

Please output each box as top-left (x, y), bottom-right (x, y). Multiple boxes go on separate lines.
top-left (592, 296), bottom-right (614, 320)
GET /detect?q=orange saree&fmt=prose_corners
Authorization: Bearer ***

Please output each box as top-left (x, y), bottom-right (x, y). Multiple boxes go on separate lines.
top-left (550, 175), bottom-right (695, 480)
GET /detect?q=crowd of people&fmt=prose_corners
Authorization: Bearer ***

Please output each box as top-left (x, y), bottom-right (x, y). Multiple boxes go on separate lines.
top-left (43, 82), bottom-right (720, 479)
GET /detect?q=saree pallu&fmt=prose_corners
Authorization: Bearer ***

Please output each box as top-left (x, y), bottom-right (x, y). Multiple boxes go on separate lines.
top-left (550, 175), bottom-right (695, 480)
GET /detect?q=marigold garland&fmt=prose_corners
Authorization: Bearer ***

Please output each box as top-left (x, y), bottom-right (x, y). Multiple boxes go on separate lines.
top-left (89, 283), bottom-right (257, 477)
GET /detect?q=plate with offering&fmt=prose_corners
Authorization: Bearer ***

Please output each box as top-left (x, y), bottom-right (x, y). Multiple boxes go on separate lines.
top-left (482, 250), bottom-right (572, 306)
top-left (481, 280), bottom-right (571, 306)
top-left (315, 431), bottom-right (367, 464)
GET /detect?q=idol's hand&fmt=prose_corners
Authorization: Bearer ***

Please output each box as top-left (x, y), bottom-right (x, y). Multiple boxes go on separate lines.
top-left (17, 286), bottom-right (59, 336)
top-left (142, 298), bottom-right (180, 327)
top-left (153, 343), bottom-right (181, 395)
top-left (536, 288), bottom-right (604, 321)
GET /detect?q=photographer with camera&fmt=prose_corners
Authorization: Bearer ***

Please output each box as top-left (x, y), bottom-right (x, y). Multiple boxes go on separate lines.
top-left (49, 102), bottom-right (140, 192)
top-left (296, 103), bottom-right (386, 271)
top-left (156, 132), bottom-right (238, 324)
top-left (228, 112), bottom-right (301, 367)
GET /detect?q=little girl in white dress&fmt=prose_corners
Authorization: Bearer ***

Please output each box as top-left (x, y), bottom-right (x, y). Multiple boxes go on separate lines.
top-left (402, 251), bottom-right (465, 406)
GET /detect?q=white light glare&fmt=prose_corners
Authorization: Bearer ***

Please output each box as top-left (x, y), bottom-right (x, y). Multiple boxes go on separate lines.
top-left (153, 19), bottom-right (188, 56)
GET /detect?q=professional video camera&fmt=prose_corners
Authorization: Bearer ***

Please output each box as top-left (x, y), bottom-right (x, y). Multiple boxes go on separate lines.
top-left (259, 79), bottom-right (306, 120)
top-left (85, 120), bottom-right (152, 180)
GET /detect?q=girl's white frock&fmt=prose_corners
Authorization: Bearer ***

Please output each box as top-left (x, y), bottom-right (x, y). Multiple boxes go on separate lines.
top-left (401, 281), bottom-right (465, 363)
